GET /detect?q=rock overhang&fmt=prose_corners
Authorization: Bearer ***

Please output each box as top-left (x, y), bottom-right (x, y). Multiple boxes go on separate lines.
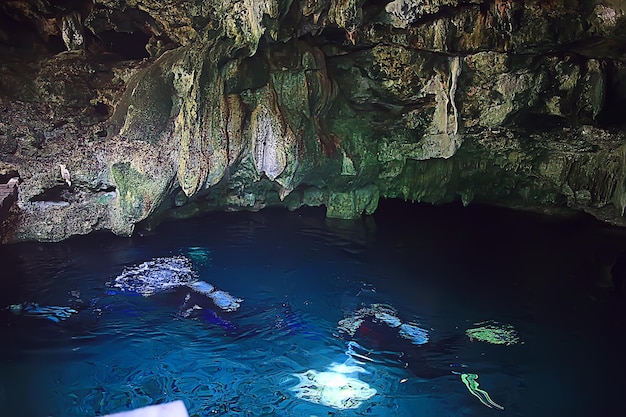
top-left (0, 0), bottom-right (625, 242)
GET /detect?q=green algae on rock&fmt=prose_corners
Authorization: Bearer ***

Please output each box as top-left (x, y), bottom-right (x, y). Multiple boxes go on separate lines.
top-left (0, 0), bottom-right (625, 242)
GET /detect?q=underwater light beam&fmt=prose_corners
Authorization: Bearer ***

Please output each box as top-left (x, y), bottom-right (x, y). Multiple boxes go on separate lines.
top-left (290, 359), bottom-right (377, 410)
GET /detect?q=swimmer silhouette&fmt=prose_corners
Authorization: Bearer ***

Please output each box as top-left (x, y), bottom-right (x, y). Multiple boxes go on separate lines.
top-left (338, 303), bottom-right (464, 380)
top-left (344, 314), bottom-right (463, 380)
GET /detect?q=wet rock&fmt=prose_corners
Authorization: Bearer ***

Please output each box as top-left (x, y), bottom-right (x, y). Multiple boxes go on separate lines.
top-left (0, 132), bottom-right (17, 155)
top-left (327, 185), bottom-right (379, 220)
top-left (384, 0), bottom-right (463, 29)
top-left (0, 0), bottom-right (624, 242)
top-left (61, 11), bottom-right (84, 51)
top-left (222, 0), bottom-right (280, 53)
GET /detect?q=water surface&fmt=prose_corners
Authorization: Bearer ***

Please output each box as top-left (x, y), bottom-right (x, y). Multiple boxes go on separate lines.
top-left (1, 201), bottom-right (624, 417)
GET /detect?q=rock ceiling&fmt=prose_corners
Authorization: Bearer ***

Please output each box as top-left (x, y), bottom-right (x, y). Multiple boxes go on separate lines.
top-left (0, 0), bottom-right (625, 242)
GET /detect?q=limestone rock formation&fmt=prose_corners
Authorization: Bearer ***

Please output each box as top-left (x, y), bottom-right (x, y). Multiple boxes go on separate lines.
top-left (0, 0), bottom-right (625, 242)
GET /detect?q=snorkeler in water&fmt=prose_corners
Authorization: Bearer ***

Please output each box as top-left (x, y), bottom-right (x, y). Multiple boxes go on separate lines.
top-left (1, 290), bottom-right (107, 330)
top-left (336, 297), bottom-right (516, 410)
top-left (337, 303), bottom-right (462, 379)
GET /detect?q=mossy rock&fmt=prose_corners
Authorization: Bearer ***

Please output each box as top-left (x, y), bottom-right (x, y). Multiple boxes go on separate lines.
top-left (111, 162), bottom-right (162, 223)
top-left (327, 185), bottom-right (379, 219)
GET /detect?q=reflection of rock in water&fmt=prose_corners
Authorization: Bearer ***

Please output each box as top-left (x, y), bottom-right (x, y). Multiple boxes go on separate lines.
top-left (611, 251), bottom-right (626, 295)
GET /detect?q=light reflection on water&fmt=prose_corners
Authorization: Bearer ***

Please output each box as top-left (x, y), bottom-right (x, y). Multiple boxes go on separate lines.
top-left (1, 201), bottom-right (625, 417)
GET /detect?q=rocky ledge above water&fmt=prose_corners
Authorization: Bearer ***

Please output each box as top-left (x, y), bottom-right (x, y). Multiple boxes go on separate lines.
top-left (0, 0), bottom-right (625, 243)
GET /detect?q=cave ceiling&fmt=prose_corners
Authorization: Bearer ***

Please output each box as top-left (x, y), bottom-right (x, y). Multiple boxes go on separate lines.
top-left (0, 0), bottom-right (625, 242)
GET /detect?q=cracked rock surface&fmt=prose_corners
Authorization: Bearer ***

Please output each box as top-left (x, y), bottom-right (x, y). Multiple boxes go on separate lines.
top-left (0, 0), bottom-right (625, 242)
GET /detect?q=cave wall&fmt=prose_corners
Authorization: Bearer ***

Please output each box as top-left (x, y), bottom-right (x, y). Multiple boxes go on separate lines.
top-left (0, 0), bottom-right (625, 242)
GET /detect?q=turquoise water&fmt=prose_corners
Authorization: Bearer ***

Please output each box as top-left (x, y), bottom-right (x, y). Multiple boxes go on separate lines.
top-left (1, 201), bottom-right (624, 417)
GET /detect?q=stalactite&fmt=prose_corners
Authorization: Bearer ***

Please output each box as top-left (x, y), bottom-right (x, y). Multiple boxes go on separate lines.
top-left (448, 56), bottom-right (462, 135)
top-left (61, 11), bottom-right (84, 51)
top-left (613, 145), bottom-right (626, 216)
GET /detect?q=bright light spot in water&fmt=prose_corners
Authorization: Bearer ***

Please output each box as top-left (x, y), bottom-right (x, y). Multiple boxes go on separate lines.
top-left (290, 358), bottom-right (377, 410)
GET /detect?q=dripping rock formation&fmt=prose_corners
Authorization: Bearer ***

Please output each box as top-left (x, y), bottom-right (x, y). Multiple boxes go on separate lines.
top-left (0, 0), bottom-right (625, 242)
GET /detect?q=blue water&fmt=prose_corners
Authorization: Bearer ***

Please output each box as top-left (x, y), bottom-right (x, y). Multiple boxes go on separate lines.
top-left (1, 201), bottom-right (624, 417)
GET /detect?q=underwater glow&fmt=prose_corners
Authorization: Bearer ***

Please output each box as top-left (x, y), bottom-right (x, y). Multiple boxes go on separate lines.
top-left (290, 360), bottom-right (377, 410)
top-left (184, 246), bottom-right (212, 266)
top-left (3, 205), bottom-right (624, 416)
top-left (460, 373), bottom-right (504, 410)
top-left (466, 320), bottom-right (520, 345)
